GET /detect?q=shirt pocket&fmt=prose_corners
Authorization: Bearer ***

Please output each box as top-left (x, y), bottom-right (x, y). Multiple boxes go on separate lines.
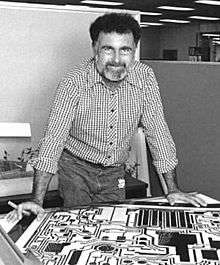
top-left (74, 95), bottom-right (107, 134)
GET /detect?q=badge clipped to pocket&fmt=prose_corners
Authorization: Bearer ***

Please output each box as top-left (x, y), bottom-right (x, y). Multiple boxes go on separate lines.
top-left (118, 177), bottom-right (125, 189)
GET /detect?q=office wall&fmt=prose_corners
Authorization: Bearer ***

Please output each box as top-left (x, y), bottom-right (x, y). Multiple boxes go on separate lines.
top-left (140, 24), bottom-right (199, 61)
top-left (140, 27), bottom-right (160, 60)
top-left (159, 24), bottom-right (199, 61)
top-left (143, 60), bottom-right (220, 200)
top-left (0, 3), bottom-right (138, 160)
top-left (140, 22), bottom-right (220, 61)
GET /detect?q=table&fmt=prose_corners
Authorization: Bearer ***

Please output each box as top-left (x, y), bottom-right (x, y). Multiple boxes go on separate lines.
top-left (1, 194), bottom-right (220, 265)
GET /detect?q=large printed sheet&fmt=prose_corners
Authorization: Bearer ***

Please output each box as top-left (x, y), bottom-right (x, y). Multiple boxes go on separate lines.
top-left (6, 202), bottom-right (220, 265)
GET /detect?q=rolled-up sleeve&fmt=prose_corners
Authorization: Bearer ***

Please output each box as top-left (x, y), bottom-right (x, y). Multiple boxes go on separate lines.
top-left (141, 68), bottom-right (178, 174)
top-left (29, 77), bottom-right (79, 174)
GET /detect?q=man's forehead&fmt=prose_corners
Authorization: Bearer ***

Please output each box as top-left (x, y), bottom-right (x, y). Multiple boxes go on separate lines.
top-left (96, 31), bottom-right (135, 44)
top-left (98, 31), bottom-right (133, 37)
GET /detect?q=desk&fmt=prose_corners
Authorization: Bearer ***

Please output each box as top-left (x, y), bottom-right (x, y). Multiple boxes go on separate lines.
top-left (1, 194), bottom-right (220, 265)
top-left (132, 193), bottom-right (220, 204)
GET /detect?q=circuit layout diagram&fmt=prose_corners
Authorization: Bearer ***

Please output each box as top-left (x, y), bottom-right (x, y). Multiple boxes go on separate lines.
top-left (13, 204), bottom-right (220, 265)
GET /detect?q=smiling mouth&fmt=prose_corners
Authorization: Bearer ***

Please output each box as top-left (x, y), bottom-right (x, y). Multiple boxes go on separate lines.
top-left (107, 65), bottom-right (124, 69)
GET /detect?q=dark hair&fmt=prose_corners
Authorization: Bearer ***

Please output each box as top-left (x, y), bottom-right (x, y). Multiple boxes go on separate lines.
top-left (89, 12), bottom-right (141, 46)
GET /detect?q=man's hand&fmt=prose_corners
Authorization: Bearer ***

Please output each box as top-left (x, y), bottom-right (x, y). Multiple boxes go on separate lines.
top-left (6, 201), bottom-right (44, 222)
top-left (162, 169), bottom-right (207, 207)
top-left (166, 192), bottom-right (207, 207)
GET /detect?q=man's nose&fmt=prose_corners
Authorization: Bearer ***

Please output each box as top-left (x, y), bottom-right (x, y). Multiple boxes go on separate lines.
top-left (112, 51), bottom-right (120, 63)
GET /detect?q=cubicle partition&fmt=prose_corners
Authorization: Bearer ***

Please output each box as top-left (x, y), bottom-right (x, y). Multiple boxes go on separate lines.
top-left (143, 60), bottom-right (220, 200)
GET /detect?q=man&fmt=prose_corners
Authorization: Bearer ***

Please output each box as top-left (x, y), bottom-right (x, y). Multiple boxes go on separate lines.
top-left (8, 13), bottom-right (206, 221)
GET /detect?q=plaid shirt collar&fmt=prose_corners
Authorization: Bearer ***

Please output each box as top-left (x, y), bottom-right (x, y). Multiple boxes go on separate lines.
top-left (87, 58), bottom-right (140, 89)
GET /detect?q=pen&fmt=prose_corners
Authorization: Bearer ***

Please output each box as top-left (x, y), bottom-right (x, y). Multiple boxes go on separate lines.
top-left (8, 201), bottom-right (30, 215)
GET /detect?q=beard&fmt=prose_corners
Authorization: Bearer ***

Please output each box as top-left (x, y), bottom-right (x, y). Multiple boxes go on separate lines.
top-left (103, 62), bottom-right (127, 82)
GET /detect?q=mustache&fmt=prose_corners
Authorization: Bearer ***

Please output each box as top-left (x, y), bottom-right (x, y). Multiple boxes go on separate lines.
top-left (106, 62), bottom-right (125, 67)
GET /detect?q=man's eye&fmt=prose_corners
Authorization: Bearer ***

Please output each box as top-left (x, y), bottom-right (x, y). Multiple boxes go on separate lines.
top-left (102, 47), bottom-right (112, 53)
top-left (121, 48), bottom-right (132, 54)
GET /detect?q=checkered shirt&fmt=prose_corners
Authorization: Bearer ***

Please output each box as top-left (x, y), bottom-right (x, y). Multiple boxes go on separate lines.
top-left (30, 58), bottom-right (178, 174)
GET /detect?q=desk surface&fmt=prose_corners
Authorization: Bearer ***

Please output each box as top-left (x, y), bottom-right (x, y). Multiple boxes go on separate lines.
top-left (0, 193), bottom-right (219, 232)
top-left (1, 194), bottom-right (220, 264)
top-left (136, 193), bottom-right (220, 204)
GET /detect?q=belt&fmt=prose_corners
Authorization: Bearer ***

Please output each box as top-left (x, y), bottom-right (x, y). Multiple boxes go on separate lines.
top-left (63, 149), bottom-right (124, 170)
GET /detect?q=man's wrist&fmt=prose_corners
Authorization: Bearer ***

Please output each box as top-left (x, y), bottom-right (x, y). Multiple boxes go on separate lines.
top-left (165, 190), bottom-right (180, 197)
top-left (31, 198), bottom-right (43, 207)
top-left (32, 169), bottom-right (53, 207)
top-left (162, 168), bottom-right (180, 194)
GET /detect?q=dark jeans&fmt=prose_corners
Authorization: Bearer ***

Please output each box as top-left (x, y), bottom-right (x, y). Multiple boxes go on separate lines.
top-left (58, 149), bottom-right (126, 207)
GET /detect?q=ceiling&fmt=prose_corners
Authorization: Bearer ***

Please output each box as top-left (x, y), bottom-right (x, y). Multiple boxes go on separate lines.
top-left (1, 0), bottom-right (220, 26)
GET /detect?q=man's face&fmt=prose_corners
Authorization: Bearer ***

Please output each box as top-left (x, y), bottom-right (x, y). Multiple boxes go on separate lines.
top-left (93, 31), bottom-right (137, 82)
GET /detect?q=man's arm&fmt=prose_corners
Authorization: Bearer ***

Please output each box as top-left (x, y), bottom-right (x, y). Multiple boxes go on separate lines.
top-left (6, 169), bottom-right (52, 221)
top-left (32, 169), bottom-right (53, 206)
top-left (163, 168), bottom-right (207, 207)
top-left (141, 67), bottom-right (206, 207)
top-left (162, 168), bottom-right (179, 194)
top-left (7, 77), bottom-right (78, 221)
